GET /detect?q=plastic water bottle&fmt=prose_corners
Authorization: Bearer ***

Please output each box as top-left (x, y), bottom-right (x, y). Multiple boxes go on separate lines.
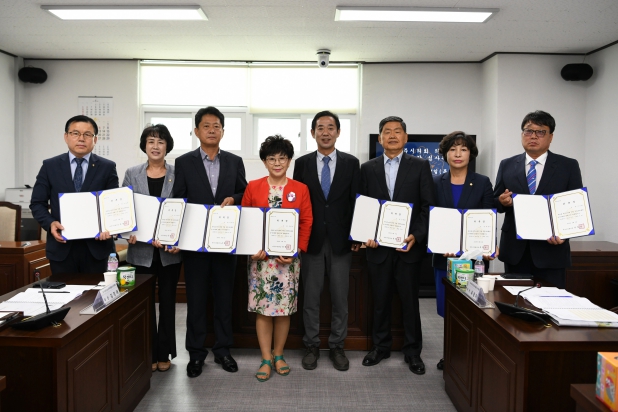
top-left (107, 253), bottom-right (119, 272)
top-left (474, 255), bottom-right (484, 280)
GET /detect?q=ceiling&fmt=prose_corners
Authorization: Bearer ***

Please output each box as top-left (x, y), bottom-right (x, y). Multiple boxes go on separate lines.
top-left (1, 0), bottom-right (617, 63)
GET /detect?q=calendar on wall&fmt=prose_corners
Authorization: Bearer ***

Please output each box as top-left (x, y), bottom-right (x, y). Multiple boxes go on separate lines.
top-left (78, 97), bottom-right (113, 156)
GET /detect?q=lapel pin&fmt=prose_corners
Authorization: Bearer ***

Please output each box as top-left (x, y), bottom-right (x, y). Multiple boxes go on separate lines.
top-left (470, 183), bottom-right (473, 186)
top-left (287, 192), bottom-right (296, 202)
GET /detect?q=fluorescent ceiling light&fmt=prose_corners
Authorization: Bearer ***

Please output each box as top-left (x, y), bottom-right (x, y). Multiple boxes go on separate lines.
top-left (41, 5), bottom-right (207, 21)
top-left (335, 7), bottom-right (498, 23)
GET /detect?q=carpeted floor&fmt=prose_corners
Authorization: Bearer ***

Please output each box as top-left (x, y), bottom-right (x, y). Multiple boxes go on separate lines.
top-left (135, 298), bottom-right (456, 412)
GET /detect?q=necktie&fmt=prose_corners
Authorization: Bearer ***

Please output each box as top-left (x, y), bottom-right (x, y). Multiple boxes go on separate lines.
top-left (74, 157), bottom-right (85, 192)
top-left (527, 160), bottom-right (537, 194)
top-left (321, 156), bottom-right (331, 198)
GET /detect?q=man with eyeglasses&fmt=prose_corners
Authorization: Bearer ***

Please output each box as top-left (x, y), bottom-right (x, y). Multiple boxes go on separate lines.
top-left (173, 106), bottom-right (247, 378)
top-left (293, 111), bottom-right (360, 372)
top-left (30, 115), bottom-right (119, 274)
top-left (494, 110), bottom-right (583, 288)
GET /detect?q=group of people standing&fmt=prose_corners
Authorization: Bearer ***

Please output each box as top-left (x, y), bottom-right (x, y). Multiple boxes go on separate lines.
top-left (30, 106), bottom-right (582, 381)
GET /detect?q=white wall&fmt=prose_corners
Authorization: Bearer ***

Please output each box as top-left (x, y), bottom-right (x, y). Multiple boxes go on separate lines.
top-left (21, 60), bottom-right (140, 186)
top-left (491, 55), bottom-right (588, 180)
top-left (360, 63), bottom-right (483, 163)
top-left (584, 44), bottom-right (618, 242)
top-left (0, 53), bottom-right (17, 199)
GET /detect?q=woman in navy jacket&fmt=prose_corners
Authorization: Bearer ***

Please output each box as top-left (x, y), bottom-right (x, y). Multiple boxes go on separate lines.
top-left (432, 131), bottom-right (494, 370)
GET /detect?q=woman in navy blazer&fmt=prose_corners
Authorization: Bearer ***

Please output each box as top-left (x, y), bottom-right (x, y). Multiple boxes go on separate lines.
top-left (123, 124), bottom-right (182, 373)
top-left (432, 132), bottom-right (494, 370)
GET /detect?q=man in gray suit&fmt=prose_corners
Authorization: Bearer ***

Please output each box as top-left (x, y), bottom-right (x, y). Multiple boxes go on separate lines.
top-left (293, 111), bottom-right (360, 371)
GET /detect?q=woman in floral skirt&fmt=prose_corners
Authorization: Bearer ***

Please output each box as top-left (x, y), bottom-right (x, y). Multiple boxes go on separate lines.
top-left (241, 135), bottom-right (313, 382)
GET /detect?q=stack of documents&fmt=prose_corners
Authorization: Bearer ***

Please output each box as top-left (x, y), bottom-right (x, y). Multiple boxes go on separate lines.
top-left (0, 285), bottom-right (92, 317)
top-left (503, 286), bottom-right (618, 327)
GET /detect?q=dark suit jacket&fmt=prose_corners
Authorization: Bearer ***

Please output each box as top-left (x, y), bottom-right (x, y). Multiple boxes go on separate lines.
top-left (493, 150), bottom-right (583, 269)
top-left (172, 148), bottom-right (247, 205)
top-left (360, 153), bottom-right (436, 264)
top-left (30, 152), bottom-right (119, 261)
top-left (432, 171), bottom-right (494, 270)
top-left (293, 150), bottom-right (360, 255)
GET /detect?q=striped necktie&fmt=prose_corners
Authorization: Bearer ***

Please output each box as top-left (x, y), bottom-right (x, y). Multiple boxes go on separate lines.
top-left (527, 160), bottom-right (537, 194)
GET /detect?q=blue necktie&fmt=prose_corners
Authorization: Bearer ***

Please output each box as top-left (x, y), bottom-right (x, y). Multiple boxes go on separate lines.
top-left (527, 160), bottom-right (537, 194)
top-left (321, 156), bottom-right (331, 198)
top-left (74, 157), bottom-right (85, 192)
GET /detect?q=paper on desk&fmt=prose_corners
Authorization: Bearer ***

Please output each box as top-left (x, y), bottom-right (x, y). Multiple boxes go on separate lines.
top-left (0, 302), bottom-right (63, 316)
top-left (502, 286), bottom-right (574, 297)
top-left (11, 290), bottom-right (81, 305)
top-left (546, 308), bottom-right (618, 323)
top-left (526, 296), bottom-right (598, 310)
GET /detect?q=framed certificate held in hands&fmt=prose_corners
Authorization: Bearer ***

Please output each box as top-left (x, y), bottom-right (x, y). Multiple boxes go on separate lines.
top-left (60, 186), bottom-right (137, 240)
top-left (154, 198), bottom-right (187, 245)
top-left (427, 207), bottom-right (497, 256)
top-left (204, 206), bottom-right (241, 254)
top-left (264, 208), bottom-right (299, 257)
top-left (349, 194), bottom-right (413, 249)
top-left (513, 187), bottom-right (594, 240)
top-left (119, 194), bottom-right (186, 245)
top-left (376, 201), bottom-right (413, 249)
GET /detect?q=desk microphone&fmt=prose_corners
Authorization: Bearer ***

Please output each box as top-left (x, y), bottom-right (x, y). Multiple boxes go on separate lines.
top-left (495, 282), bottom-right (551, 326)
top-left (514, 283), bottom-right (542, 307)
top-left (12, 271), bottom-right (71, 331)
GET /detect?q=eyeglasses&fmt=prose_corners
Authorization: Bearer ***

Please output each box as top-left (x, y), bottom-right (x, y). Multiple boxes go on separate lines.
top-left (265, 156), bottom-right (289, 165)
top-left (522, 128), bottom-right (548, 138)
top-left (67, 131), bottom-right (96, 140)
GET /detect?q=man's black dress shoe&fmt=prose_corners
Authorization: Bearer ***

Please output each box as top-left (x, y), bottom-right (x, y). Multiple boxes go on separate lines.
top-left (215, 355), bottom-right (239, 373)
top-left (437, 358), bottom-right (444, 370)
top-left (186, 359), bottom-right (205, 378)
top-left (404, 355), bottom-right (426, 375)
top-left (362, 347), bottom-right (390, 366)
top-left (302, 346), bottom-right (320, 370)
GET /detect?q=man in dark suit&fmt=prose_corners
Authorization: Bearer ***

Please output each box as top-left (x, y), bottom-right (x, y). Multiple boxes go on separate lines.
top-left (360, 116), bottom-right (435, 375)
top-left (173, 106), bottom-right (247, 378)
top-left (30, 115), bottom-right (118, 274)
top-left (494, 110), bottom-right (582, 288)
top-left (293, 111), bottom-right (360, 371)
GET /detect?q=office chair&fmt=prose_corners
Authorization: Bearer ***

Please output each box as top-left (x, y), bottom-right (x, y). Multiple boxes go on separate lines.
top-left (0, 201), bottom-right (21, 241)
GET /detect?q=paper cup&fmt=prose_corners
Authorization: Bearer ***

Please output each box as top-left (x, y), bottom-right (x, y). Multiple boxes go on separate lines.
top-left (477, 277), bottom-right (490, 293)
top-left (487, 276), bottom-right (496, 291)
top-left (104, 272), bottom-right (117, 286)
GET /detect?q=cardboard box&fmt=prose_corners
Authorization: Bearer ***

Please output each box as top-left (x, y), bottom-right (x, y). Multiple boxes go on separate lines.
top-left (597, 352), bottom-right (618, 412)
top-left (447, 258), bottom-right (472, 284)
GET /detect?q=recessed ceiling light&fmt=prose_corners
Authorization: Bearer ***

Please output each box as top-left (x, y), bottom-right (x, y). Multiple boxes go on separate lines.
top-left (41, 5), bottom-right (208, 21)
top-left (335, 7), bottom-right (498, 23)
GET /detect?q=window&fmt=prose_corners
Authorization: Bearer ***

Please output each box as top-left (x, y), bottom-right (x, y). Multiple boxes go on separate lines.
top-left (140, 62), bottom-right (359, 158)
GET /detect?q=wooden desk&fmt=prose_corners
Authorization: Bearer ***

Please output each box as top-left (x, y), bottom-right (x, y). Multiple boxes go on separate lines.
top-left (568, 241), bottom-right (618, 309)
top-left (570, 384), bottom-right (612, 412)
top-left (444, 280), bottom-right (618, 412)
top-left (0, 273), bottom-right (153, 412)
top-left (0, 241), bottom-right (50, 295)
